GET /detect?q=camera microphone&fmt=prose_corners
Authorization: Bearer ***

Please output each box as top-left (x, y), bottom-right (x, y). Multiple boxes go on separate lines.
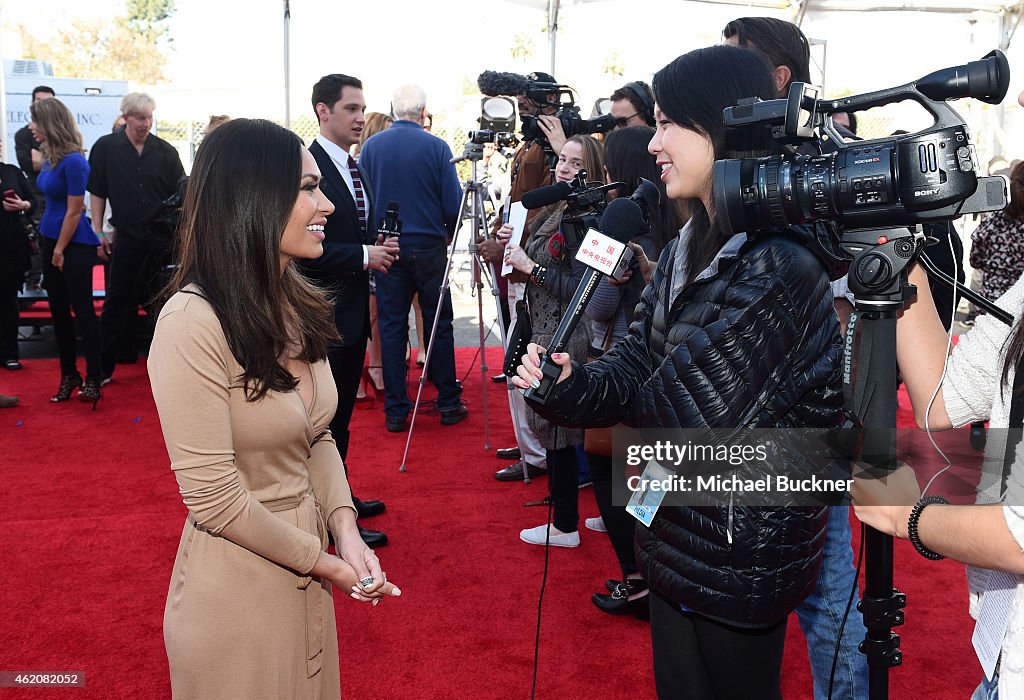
top-left (477, 70), bottom-right (530, 97)
top-left (521, 182), bottom-right (572, 210)
top-left (522, 197), bottom-right (644, 405)
top-left (378, 201), bottom-right (401, 239)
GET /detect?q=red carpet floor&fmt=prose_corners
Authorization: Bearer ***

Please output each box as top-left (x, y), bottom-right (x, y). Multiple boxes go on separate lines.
top-left (0, 348), bottom-right (982, 698)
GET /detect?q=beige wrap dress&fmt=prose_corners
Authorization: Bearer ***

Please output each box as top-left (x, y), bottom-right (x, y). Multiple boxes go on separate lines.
top-left (148, 289), bottom-right (355, 700)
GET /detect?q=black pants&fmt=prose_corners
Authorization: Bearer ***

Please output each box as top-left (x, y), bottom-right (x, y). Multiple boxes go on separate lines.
top-left (587, 452), bottom-right (637, 577)
top-left (650, 590), bottom-right (787, 699)
top-left (327, 338), bottom-right (368, 466)
top-left (100, 236), bottom-right (168, 377)
top-left (548, 445), bottom-right (579, 533)
top-left (40, 237), bottom-right (101, 380)
top-left (0, 259), bottom-right (21, 362)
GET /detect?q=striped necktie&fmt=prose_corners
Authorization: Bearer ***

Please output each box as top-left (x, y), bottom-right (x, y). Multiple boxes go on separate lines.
top-left (347, 154), bottom-right (367, 236)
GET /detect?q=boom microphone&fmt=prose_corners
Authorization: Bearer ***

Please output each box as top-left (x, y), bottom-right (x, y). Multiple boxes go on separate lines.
top-left (477, 70), bottom-right (531, 97)
top-left (522, 197), bottom-right (645, 405)
top-left (521, 182), bottom-right (572, 210)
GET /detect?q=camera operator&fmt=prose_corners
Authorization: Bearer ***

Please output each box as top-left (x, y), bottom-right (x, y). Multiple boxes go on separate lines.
top-left (609, 81), bottom-right (656, 130)
top-left (477, 71), bottom-right (568, 481)
top-left (853, 102), bottom-right (1024, 690)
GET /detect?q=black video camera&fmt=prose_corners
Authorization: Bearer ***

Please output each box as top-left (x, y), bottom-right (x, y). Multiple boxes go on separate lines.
top-left (520, 106), bottom-right (615, 151)
top-left (467, 130), bottom-right (519, 149)
top-left (712, 50), bottom-right (1011, 237)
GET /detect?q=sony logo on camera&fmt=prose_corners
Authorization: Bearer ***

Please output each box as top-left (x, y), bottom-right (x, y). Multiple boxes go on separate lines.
top-left (914, 188), bottom-right (941, 197)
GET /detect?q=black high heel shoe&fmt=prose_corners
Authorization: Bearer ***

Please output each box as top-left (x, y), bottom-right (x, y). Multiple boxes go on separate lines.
top-left (592, 579), bottom-right (650, 618)
top-left (51, 373), bottom-right (83, 403)
top-left (80, 377), bottom-right (102, 411)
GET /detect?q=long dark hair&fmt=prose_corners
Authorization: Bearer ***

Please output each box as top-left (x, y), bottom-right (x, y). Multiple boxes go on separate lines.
top-left (1003, 160), bottom-right (1024, 221)
top-left (652, 45), bottom-right (776, 279)
top-left (165, 118), bottom-right (339, 401)
top-left (603, 125), bottom-right (685, 256)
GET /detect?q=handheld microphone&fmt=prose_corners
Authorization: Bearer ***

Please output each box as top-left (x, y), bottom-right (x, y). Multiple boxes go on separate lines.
top-left (522, 196), bottom-right (644, 405)
top-left (377, 201), bottom-right (401, 240)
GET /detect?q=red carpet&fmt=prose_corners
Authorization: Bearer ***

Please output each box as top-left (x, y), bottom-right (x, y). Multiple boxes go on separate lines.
top-left (0, 348), bottom-right (981, 698)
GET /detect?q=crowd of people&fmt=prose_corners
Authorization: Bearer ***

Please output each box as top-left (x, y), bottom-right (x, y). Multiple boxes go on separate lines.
top-left (6, 13), bottom-right (1024, 700)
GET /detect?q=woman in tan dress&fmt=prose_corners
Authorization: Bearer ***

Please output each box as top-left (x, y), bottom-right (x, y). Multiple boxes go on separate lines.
top-left (148, 119), bottom-right (401, 700)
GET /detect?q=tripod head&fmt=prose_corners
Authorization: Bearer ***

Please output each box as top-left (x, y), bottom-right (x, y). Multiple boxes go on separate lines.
top-left (841, 227), bottom-right (924, 315)
top-left (451, 142), bottom-right (486, 165)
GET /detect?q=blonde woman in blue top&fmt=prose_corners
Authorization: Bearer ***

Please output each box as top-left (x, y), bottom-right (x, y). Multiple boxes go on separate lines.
top-left (30, 97), bottom-right (103, 407)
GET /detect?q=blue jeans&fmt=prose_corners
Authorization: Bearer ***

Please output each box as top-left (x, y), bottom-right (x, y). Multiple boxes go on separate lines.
top-left (374, 238), bottom-right (461, 419)
top-left (796, 506), bottom-right (868, 700)
top-left (971, 673), bottom-right (999, 700)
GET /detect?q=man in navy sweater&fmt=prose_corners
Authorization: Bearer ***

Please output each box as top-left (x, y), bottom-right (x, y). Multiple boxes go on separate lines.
top-left (359, 85), bottom-right (466, 432)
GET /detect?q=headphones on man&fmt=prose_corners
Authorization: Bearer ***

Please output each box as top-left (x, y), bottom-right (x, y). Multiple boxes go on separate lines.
top-left (622, 81), bottom-right (655, 125)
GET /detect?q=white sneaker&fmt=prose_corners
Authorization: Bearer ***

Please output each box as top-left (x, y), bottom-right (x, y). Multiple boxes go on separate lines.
top-left (585, 516), bottom-right (607, 533)
top-left (519, 523), bottom-right (580, 548)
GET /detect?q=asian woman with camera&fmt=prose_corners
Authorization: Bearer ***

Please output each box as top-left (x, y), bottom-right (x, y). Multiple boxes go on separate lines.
top-left (513, 45), bottom-right (846, 698)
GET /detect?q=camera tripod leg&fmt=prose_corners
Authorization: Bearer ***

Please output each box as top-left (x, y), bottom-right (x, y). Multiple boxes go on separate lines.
top-left (398, 172), bottom-right (508, 471)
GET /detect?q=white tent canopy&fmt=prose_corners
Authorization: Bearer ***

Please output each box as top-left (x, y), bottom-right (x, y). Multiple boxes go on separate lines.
top-left (509, 0), bottom-right (1024, 74)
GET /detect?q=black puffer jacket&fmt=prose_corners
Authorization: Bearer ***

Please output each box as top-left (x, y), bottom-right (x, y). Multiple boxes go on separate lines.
top-left (531, 225), bottom-right (844, 626)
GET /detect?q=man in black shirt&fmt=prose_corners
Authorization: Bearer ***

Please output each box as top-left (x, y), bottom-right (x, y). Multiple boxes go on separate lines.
top-left (88, 92), bottom-right (184, 383)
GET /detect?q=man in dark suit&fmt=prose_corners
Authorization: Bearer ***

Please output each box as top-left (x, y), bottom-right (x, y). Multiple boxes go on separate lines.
top-left (301, 74), bottom-right (399, 548)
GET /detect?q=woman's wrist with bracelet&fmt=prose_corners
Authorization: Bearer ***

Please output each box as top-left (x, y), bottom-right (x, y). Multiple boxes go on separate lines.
top-left (907, 495), bottom-right (949, 560)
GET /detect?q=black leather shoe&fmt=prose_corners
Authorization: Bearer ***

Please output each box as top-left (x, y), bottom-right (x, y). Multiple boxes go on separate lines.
top-left (491, 373), bottom-right (507, 383)
top-left (593, 580), bottom-right (650, 617)
top-left (440, 405), bottom-right (468, 426)
top-left (358, 525), bottom-right (389, 548)
top-left (495, 461), bottom-right (546, 481)
top-left (354, 497), bottom-right (386, 519)
top-left (386, 416), bottom-right (407, 433)
top-left (496, 447), bottom-right (521, 460)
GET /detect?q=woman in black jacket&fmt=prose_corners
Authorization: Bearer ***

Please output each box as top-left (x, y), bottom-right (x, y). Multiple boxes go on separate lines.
top-left (0, 153), bottom-right (34, 370)
top-left (513, 45), bottom-right (844, 699)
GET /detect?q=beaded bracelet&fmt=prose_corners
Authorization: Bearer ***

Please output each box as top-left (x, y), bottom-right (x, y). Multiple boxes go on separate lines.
top-left (907, 495), bottom-right (949, 560)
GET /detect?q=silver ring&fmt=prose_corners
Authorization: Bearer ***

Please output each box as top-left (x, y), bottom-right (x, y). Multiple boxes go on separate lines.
top-left (359, 576), bottom-right (375, 589)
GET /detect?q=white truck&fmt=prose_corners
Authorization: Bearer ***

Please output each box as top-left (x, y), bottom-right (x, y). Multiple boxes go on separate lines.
top-left (3, 58), bottom-right (128, 159)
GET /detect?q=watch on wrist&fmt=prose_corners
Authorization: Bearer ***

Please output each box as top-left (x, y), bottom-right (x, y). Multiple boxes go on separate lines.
top-left (907, 495), bottom-right (949, 560)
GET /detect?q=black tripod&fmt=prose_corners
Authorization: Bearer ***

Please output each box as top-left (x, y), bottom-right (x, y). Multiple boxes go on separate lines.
top-left (843, 226), bottom-right (1012, 699)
